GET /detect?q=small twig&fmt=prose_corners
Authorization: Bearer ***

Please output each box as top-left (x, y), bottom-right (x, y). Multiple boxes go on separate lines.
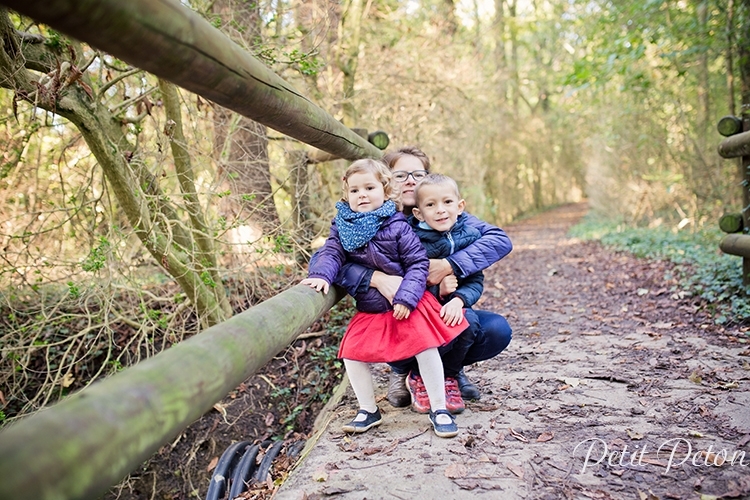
top-left (347, 457), bottom-right (401, 470)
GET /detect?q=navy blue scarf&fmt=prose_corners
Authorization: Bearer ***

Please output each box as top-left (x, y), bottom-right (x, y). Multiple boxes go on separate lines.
top-left (335, 200), bottom-right (397, 251)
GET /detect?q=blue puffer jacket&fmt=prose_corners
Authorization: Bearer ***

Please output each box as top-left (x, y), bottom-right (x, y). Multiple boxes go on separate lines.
top-left (308, 212), bottom-right (428, 312)
top-left (409, 213), bottom-right (484, 307)
top-left (334, 213), bottom-right (512, 306)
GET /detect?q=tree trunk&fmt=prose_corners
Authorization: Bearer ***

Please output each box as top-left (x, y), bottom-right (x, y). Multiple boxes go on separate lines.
top-left (212, 0), bottom-right (278, 261)
top-left (697, 0), bottom-right (710, 150)
top-left (0, 11), bottom-right (228, 325)
top-left (337, 0), bottom-right (365, 126)
top-left (727, 0), bottom-right (737, 115)
top-left (494, 0), bottom-right (507, 104)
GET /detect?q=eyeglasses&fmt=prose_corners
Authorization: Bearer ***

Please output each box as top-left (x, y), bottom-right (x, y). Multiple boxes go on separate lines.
top-left (392, 170), bottom-right (428, 182)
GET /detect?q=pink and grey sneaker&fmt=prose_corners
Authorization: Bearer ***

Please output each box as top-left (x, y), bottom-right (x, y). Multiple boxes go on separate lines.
top-left (407, 371), bottom-right (431, 414)
top-left (444, 377), bottom-right (466, 414)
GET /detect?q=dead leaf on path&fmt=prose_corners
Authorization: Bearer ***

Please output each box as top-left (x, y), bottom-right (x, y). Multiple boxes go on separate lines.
top-left (639, 457), bottom-right (668, 468)
top-left (737, 434), bottom-right (750, 447)
top-left (714, 381), bottom-right (739, 390)
top-left (689, 370), bottom-right (703, 385)
top-left (653, 321), bottom-right (673, 329)
top-left (508, 428), bottom-right (528, 443)
top-left (206, 456), bottom-right (218, 472)
top-left (537, 431), bottom-right (554, 442)
top-left (519, 404), bottom-right (541, 414)
top-left (558, 328), bottom-right (572, 334)
top-left (0, 390), bottom-right (5, 405)
top-left (494, 432), bottom-right (506, 445)
top-left (637, 288), bottom-right (649, 296)
top-left (580, 331), bottom-right (601, 336)
top-left (637, 490), bottom-right (660, 500)
top-left (507, 463), bottom-right (524, 479)
top-left (562, 377), bottom-right (580, 387)
top-left (611, 469), bottom-right (624, 477)
top-left (626, 429), bottom-right (644, 440)
top-left (444, 463), bottom-right (468, 479)
top-left (557, 384), bottom-right (570, 390)
top-left (312, 466), bottom-right (328, 482)
top-left (701, 450), bottom-right (726, 466)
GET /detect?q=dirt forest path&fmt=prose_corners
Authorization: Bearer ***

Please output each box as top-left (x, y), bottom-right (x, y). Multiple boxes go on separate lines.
top-left (275, 202), bottom-right (750, 500)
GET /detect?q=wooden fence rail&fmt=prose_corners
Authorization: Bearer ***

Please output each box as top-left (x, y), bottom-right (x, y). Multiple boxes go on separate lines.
top-left (717, 115), bottom-right (750, 284)
top-left (0, 0), bottom-right (374, 498)
top-left (0, 0), bottom-right (383, 161)
top-left (0, 286), bottom-right (344, 500)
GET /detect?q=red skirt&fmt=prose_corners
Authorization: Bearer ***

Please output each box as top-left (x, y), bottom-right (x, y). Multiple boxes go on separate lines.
top-left (338, 293), bottom-right (468, 363)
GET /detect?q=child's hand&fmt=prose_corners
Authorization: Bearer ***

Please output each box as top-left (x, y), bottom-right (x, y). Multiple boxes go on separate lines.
top-left (439, 275), bottom-right (458, 297)
top-left (440, 297), bottom-right (465, 326)
top-left (393, 303), bottom-right (411, 320)
top-left (301, 278), bottom-right (330, 294)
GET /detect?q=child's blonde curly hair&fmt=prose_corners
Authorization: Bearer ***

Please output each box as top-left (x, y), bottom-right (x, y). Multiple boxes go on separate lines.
top-left (341, 158), bottom-right (402, 210)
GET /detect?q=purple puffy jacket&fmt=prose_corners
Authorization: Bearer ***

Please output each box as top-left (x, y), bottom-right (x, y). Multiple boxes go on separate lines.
top-left (308, 212), bottom-right (428, 312)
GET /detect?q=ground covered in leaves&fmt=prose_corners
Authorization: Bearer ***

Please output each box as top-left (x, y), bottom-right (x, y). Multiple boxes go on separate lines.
top-left (275, 202), bottom-right (750, 500)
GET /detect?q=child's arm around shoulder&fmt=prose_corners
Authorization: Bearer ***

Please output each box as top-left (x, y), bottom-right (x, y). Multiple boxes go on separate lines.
top-left (446, 213), bottom-right (512, 279)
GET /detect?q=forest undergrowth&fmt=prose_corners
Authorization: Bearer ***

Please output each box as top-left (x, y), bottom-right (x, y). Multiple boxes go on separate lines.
top-left (570, 217), bottom-right (750, 326)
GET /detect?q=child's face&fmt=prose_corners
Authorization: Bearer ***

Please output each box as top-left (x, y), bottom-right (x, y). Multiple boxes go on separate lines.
top-left (412, 183), bottom-right (465, 232)
top-left (346, 171), bottom-right (386, 213)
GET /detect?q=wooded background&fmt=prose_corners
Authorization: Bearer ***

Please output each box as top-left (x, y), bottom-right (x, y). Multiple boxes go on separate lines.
top-left (0, 0), bottom-right (748, 422)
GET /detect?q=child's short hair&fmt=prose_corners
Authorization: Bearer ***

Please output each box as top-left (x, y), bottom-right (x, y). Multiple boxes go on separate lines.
top-left (414, 173), bottom-right (461, 206)
top-left (382, 145), bottom-right (431, 172)
top-left (342, 158), bottom-right (401, 208)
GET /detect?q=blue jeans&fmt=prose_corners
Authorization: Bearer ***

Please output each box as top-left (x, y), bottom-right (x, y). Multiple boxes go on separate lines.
top-left (389, 309), bottom-right (512, 376)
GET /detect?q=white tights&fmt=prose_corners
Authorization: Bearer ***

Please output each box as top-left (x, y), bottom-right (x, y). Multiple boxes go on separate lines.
top-left (344, 347), bottom-right (450, 424)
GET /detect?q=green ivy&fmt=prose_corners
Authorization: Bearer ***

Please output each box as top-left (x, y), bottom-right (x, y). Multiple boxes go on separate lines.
top-left (570, 218), bottom-right (750, 325)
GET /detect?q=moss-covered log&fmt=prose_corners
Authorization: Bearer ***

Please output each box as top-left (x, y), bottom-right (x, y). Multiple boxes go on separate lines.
top-left (0, 0), bottom-right (382, 161)
top-left (717, 115), bottom-right (743, 137)
top-left (719, 213), bottom-right (745, 233)
top-left (0, 285), bottom-right (343, 500)
top-left (720, 234), bottom-right (750, 258)
top-left (718, 130), bottom-right (750, 158)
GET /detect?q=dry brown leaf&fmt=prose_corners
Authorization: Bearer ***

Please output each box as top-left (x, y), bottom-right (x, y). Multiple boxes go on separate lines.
top-left (264, 412), bottom-right (275, 426)
top-left (626, 429), bottom-right (644, 440)
top-left (206, 456), bottom-right (218, 472)
top-left (506, 463), bottom-right (524, 479)
top-left (0, 390), bottom-right (5, 405)
top-left (444, 463), bottom-right (468, 479)
top-left (536, 431), bottom-right (554, 442)
top-left (61, 373), bottom-right (75, 388)
top-left (508, 428), bottom-right (528, 443)
top-left (700, 450), bottom-right (726, 466)
top-left (653, 321), bottom-right (673, 329)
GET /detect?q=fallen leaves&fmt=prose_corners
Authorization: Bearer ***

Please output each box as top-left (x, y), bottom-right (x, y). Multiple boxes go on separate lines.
top-left (444, 463), bottom-right (468, 479)
top-left (506, 463), bottom-right (524, 478)
top-left (536, 431), bottom-right (554, 442)
top-left (508, 428), bottom-right (528, 443)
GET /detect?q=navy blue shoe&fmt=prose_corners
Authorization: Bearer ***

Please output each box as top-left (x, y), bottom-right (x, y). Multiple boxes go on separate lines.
top-left (342, 408), bottom-right (383, 433)
top-left (429, 409), bottom-right (458, 438)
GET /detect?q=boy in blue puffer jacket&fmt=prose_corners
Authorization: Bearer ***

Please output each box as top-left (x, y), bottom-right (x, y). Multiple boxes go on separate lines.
top-left (408, 174), bottom-right (485, 414)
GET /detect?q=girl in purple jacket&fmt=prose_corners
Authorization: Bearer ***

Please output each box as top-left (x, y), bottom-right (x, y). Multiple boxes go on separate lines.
top-left (301, 159), bottom-right (466, 438)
